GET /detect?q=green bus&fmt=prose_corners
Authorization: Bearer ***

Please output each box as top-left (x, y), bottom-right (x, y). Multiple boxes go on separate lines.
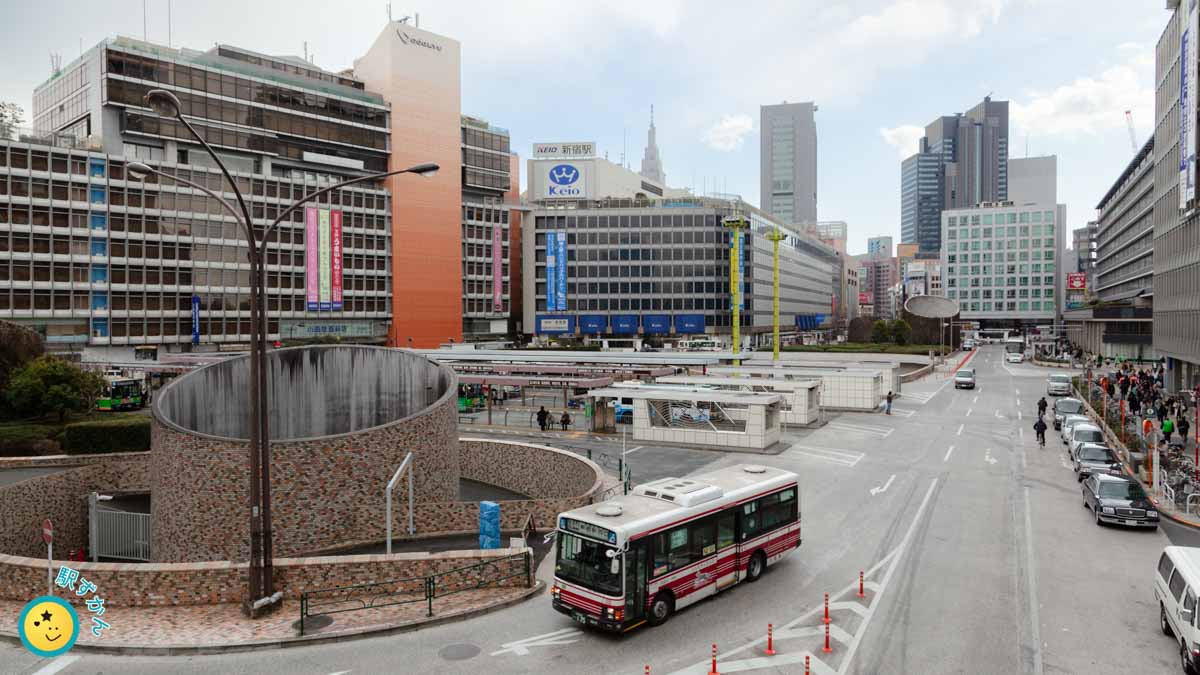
top-left (96, 376), bottom-right (146, 411)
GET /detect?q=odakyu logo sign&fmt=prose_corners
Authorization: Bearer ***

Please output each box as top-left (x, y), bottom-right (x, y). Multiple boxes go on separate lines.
top-left (547, 164), bottom-right (583, 197)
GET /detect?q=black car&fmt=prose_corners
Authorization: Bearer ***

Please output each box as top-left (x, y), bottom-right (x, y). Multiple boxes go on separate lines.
top-left (1081, 473), bottom-right (1158, 529)
top-left (1072, 443), bottom-right (1120, 482)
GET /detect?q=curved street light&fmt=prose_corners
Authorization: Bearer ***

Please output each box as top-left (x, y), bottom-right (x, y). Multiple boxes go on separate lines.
top-left (134, 88), bottom-right (437, 615)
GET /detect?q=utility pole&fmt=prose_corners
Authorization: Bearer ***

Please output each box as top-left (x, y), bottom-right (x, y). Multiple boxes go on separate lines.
top-left (723, 216), bottom-right (750, 365)
top-left (767, 228), bottom-right (787, 361)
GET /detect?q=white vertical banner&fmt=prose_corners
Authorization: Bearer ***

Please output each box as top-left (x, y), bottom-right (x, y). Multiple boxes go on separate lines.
top-left (1183, 0), bottom-right (1198, 209)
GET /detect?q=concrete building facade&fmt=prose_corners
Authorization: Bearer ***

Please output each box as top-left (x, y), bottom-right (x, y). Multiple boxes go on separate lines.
top-left (760, 102), bottom-right (817, 225)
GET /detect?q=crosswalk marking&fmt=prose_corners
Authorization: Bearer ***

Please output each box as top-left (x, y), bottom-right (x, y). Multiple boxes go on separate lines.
top-left (785, 444), bottom-right (865, 467)
top-left (827, 422), bottom-right (893, 438)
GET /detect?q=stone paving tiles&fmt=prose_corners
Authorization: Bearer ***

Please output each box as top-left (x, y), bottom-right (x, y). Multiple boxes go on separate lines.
top-left (0, 586), bottom-right (530, 649)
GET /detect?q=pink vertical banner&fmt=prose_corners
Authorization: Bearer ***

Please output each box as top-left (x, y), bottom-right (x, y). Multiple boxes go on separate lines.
top-left (331, 210), bottom-right (344, 310)
top-left (492, 225), bottom-right (502, 311)
top-left (305, 207), bottom-right (319, 311)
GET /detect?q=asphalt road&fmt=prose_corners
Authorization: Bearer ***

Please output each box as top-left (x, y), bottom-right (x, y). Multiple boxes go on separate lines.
top-left (3, 344), bottom-right (1190, 674)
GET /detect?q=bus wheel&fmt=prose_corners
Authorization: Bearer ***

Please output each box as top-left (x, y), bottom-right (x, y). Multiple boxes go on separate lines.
top-left (648, 593), bottom-right (673, 626)
top-left (746, 551), bottom-right (766, 582)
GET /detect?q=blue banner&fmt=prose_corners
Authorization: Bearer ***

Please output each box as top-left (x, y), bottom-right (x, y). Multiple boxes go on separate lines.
top-left (579, 314), bottom-right (607, 334)
top-left (675, 314), bottom-right (705, 334)
top-left (643, 314), bottom-right (671, 334)
top-left (191, 295), bottom-right (201, 344)
top-left (479, 501), bottom-right (501, 550)
top-left (611, 314), bottom-right (639, 334)
top-left (556, 233), bottom-right (567, 310)
top-left (729, 230), bottom-right (745, 311)
top-left (536, 314), bottom-right (575, 335)
top-left (545, 232), bottom-right (557, 311)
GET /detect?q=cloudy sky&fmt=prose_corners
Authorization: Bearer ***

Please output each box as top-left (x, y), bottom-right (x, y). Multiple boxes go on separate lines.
top-left (0, 0), bottom-right (1168, 254)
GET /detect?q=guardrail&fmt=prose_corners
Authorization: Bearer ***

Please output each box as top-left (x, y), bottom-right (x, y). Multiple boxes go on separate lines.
top-left (298, 550), bottom-right (532, 636)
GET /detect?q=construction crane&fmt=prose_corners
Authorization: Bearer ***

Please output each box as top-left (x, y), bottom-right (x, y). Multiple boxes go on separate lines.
top-left (1125, 110), bottom-right (1138, 151)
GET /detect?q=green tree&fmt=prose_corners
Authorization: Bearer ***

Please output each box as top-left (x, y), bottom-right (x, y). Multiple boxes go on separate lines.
top-left (889, 319), bottom-right (912, 345)
top-left (5, 356), bottom-right (103, 422)
top-left (0, 102), bottom-right (24, 141)
top-left (871, 320), bottom-right (890, 344)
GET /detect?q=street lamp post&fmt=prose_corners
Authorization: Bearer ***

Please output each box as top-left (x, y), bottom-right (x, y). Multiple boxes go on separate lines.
top-left (723, 216), bottom-right (749, 365)
top-left (766, 228), bottom-right (786, 361)
top-left (134, 88), bottom-right (436, 616)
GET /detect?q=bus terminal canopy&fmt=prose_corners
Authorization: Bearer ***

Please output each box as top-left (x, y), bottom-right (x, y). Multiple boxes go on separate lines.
top-left (655, 375), bottom-right (821, 391)
top-left (456, 374), bottom-right (613, 388)
top-left (416, 349), bottom-right (723, 366)
top-left (586, 386), bottom-right (783, 407)
top-left (448, 362), bottom-right (675, 378)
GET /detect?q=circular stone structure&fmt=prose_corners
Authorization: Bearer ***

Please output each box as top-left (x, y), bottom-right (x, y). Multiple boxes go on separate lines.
top-left (150, 346), bottom-right (458, 563)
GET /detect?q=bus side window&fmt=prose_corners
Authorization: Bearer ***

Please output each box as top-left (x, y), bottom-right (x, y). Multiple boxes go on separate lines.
top-left (717, 512), bottom-right (736, 550)
top-left (741, 502), bottom-right (759, 541)
top-left (691, 517), bottom-right (716, 558)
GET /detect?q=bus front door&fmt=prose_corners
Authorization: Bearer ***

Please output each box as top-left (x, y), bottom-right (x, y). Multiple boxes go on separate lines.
top-left (624, 542), bottom-right (648, 624)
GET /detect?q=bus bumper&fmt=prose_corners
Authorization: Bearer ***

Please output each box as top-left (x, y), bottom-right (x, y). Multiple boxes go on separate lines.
top-left (552, 599), bottom-right (625, 632)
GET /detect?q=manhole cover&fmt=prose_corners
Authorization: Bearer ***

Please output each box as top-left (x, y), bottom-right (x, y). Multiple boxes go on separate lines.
top-left (292, 614), bottom-right (333, 633)
top-left (439, 643), bottom-right (481, 661)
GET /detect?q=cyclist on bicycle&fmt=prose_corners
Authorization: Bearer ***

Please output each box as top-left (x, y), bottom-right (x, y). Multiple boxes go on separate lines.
top-left (1033, 416), bottom-right (1047, 447)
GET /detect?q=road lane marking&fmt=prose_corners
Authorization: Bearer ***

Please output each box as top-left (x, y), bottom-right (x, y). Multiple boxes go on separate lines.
top-left (985, 448), bottom-right (998, 465)
top-left (1018, 411), bottom-right (1023, 420)
top-left (32, 656), bottom-right (81, 675)
top-left (995, 409), bottom-right (1002, 418)
top-left (786, 444), bottom-right (865, 467)
top-left (869, 474), bottom-right (896, 496)
top-left (827, 422), bottom-right (893, 438)
top-left (1016, 398), bottom-right (1022, 407)
top-left (1023, 486), bottom-right (1045, 674)
top-left (1019, 427), bottom-right (1024, 440)
top-left (623, 446), bottom-right (646, 454)
top-left (973, 395), bottom-right (979, 404)
top-left (966, 408), bottom-right (973, 417)
top-left (491, 628), bottom-right (582, 656)
top-left (957, 424), bottom-right (964, 436)
top-left (944, 445), bottom-right (955, 462)
top-left (669, 478), bottom-right (940, 675)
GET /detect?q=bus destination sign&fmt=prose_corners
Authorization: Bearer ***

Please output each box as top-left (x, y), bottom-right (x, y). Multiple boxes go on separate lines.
top-left (560, 517), bottom-right (617, 544)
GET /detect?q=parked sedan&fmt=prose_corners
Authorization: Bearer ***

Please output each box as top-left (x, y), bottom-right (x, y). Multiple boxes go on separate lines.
top-left (1047, 373), bottom-right (1072, 396)
top-left (1072, 443), bottom-right (1120, 482)
top-left (1054, 397), bottom-right (1084, 430)
top-left (1082, 473), bottom-right (1158, 529)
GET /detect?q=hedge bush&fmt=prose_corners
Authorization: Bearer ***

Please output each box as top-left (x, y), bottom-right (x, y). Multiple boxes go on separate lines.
top-left (62, 417), bottom-right (151, 455)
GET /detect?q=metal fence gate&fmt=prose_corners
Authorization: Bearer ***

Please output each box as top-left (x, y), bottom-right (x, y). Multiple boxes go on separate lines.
top-left (95, 510), bottom-right (151, 561)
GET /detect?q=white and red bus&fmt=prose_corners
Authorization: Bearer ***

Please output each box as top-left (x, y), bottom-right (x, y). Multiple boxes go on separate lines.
top-left (551, 464), bottom-right (800, 631)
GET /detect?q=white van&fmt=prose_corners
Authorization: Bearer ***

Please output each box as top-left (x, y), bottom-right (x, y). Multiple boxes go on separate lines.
top-left (1156, 546), bottom-right (1200, 673)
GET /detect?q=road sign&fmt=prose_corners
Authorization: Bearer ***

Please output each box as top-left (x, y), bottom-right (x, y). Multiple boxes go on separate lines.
top-left (41, 518), bottom-right (52, 544)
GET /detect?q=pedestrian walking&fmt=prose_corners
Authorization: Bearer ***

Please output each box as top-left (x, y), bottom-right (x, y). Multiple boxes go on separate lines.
top-left (560, 411), bottom-right (571, 431)
top-left (1163, 417), bottom-right (1175, 445)
top-left (536, 406), bottom-right (548, 431)
top-left (1178, 415), bottom-right (1191, 447)
top-left (1037, 397), bottom-right (1047, 418)
top-left (885, 391), bottom-right (894, 415)
top-left (1158, 402), bottom-right (1168, 424)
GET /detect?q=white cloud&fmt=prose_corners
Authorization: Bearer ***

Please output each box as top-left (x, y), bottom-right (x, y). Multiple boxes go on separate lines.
top-left (880, 125), bottom-right (925, 159)
top-left (703, 114), bottom-right (754, 152)
top-left (1011, 45), bottom-right (1154, 139)
top-left (1117, 41), bottom-right (1143, 52)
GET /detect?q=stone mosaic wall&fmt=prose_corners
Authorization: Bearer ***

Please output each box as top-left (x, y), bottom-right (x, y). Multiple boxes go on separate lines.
top-left (0, 548), bottom-right (528, 607)
top-left (0, 453), bottom-right (148, 559)
top-left (150, 395), bottom-right (459, 563)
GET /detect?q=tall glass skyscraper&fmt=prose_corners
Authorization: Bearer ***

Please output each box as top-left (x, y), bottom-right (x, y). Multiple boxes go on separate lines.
top-left (760, 102), bottom-right (817, 225)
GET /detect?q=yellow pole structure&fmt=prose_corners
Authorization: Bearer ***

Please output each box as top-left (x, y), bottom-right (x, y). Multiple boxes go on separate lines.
top-left (767, 228), bottom-right (786, 361)
top-left (723, 216), bottom-right (749, 365)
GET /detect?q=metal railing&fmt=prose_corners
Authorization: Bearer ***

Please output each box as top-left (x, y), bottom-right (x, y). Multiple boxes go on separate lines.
top-left (298, 550), bottom-right (532, 636)
top-left (96, 510), bottom-right (152, 561)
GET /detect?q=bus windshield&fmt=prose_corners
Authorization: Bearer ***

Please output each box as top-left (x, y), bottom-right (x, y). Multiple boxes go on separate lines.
top-left (110, 380), bottom-right (140, 398)
top-left (1005, 340), bottom-right (1025, 353)
top-left (556, 532), bottom-right (621, 596)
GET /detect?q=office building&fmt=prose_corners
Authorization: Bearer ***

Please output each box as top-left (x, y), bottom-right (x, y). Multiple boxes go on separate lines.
top-left (4, 36), bottom-right (394, 359)
top-left (522, 155), bottom-right (835, 345)
top-left (1063, 138), bottom-right (1154, 359)
top-left (760, 102), bottom-right (817, 224)
top-left (940, 156), bottom-right (1065, 327)
top-left (867, 235), bottom-right (893, 258)
top-left (900, 97), bottom-right (1009, 254)
top-left (1152, 3), bottom-right (1200, 390)
top-left (860, 256), bottom-right (898, 319)
top-left (639, 106), bottom-right (665, 185)
top-left (805, 220), bottom-right (847, 254)
top-left (1071, 223), bottom-right (1097, 277)
top-left (459, 115), bottom-right (520, 339)
top-left (355, 22), bottom-right (464, 348)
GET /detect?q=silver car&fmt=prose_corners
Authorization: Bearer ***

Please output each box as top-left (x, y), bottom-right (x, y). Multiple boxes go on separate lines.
top-left (954, 368), bottom-right (976, 389)
top-left (1061, 414), bottom-right (1090, 443)
top-left (1047, 373), bottom-right (1072, 396)
top-left (1054, 398), bottom-right (1084, 430)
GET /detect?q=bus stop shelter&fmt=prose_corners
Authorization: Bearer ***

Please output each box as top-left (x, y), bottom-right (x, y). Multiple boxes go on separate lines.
top-left (587, 384), bottom-right (783, 450)
top-left (706, 365), bottom-right (884, 412)
top-left (654, 375), bottom-right (821, 425)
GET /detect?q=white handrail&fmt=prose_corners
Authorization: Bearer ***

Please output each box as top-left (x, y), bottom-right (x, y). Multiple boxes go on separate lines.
top-left (385, 452), bottom-right (414, 554)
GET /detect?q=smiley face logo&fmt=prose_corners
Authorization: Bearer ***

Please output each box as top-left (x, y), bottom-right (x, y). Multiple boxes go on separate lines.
top-left (18, 595), bottom-right (78, 657)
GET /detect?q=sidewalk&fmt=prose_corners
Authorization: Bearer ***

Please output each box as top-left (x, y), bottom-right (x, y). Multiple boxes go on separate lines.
top-left (0, 584), bottom-right (541, 654)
